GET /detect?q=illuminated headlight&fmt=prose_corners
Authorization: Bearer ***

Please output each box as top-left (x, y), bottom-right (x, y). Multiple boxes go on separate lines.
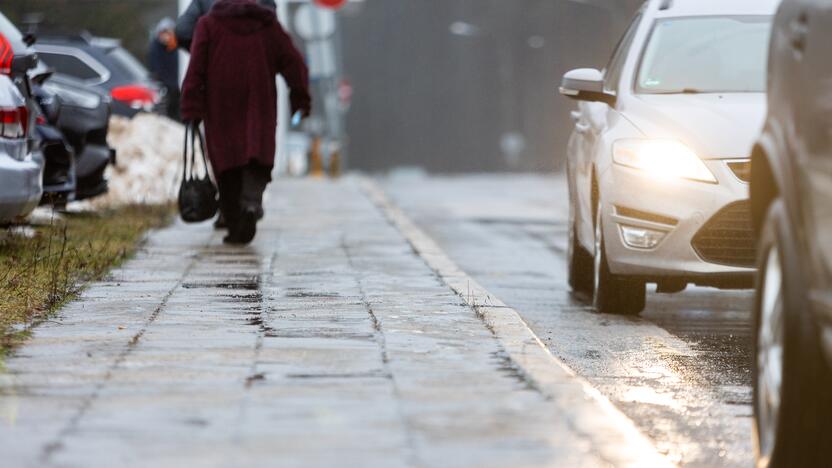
top-left (42, 83), bottom-right (101, 110)
top-left (613, 139), bottom-right (716, 183)
top-left (620, 225), bottom-right (667, 249)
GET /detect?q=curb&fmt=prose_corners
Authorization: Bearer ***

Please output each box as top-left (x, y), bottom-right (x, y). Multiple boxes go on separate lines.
top-left (359, 177), bottom-right (672, 468)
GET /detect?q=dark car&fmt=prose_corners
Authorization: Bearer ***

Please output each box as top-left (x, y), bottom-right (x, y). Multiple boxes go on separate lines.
top-left (38, 73), bottom-right (115, 202)
top-left (33, 33), bottom-right (165, 117)
top-left (750, 0), bottom-right (832, 466)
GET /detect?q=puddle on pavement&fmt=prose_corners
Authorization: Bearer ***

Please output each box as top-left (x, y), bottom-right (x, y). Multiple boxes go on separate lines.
top-left (285, 271), bottom-right (337, 277)
top-left (264, 329), bottom-right (375, 340)
top-left (182, 281), bottom-right (260, 290)
top-left (285, 370), bottom-right (389, 380)
top-left (284, 289), bottom-right (341, 298)
top-left (245, 372), bottom-right (266, 388)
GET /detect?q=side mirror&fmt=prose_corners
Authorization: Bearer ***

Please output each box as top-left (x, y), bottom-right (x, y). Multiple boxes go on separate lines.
top-left (559, 68), bottom-right (616, 106)
top-left (23, 33), bottom-right (37, 47)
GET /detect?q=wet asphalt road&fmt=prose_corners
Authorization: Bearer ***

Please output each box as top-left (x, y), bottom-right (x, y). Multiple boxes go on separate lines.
top-left (383, 173), bottom-right (754, 467)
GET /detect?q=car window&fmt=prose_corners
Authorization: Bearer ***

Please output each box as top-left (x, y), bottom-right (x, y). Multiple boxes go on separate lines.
top-left (637, 16), bottom-right (772, 94)
top-left (604, 12), bottom-right (643, 93)
top-left (107, 47), bottom-right (149, 81)
top-left (37, 51), bottom-right (104, 81)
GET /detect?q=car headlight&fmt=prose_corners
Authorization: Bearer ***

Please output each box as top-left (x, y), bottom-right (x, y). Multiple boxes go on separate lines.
top-left (613, 139), bottom-right (716, 183)
top-left (42, 82), bottom-right (101, 110)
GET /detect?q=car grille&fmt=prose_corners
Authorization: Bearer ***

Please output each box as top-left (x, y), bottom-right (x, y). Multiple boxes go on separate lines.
top-left (727, 160), bottom-right (751, 183)
top-left (692, 200), bottom-right (755, 268)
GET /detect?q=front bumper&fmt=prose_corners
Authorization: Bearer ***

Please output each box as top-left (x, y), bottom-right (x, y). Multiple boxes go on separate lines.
top-left (600, 158), bottom-right (754, 286)
top-left (0, 151), bottom-right (44, 223)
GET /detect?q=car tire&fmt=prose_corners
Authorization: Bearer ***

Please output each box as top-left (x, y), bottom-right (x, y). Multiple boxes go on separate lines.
top-left (753, 200), bottom-right (832, 467)
top-left (592, 204), bottom-right (646, 315)
top-left (568, 218), bottom-right (594, 294)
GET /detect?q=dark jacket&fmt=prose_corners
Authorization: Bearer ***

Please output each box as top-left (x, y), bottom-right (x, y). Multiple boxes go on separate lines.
top-left (175, 0), bottom-right (277, 51)
top-left (180, 0), bottom-right (311, 177)
top-left (148, 39), bottom-right (179, 90)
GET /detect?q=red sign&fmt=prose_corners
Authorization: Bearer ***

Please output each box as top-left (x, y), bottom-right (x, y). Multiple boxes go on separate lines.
top-left (314, 0), bottom-right (347, 9)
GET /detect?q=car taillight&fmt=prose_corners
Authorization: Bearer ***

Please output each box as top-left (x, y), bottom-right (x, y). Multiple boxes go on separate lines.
top-left (0, 33), bottom-right (12, 75)
top-left (0, 106), bottom-right (28, 139)
top-left (110, 85), bottom-right (157, 110)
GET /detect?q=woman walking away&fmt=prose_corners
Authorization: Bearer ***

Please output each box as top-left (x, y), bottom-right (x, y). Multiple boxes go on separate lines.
top-left (180, 0), bottom-right (311, 245)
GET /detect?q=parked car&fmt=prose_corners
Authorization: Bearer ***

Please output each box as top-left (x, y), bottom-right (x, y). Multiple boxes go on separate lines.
top-left (750, 1), bottom-right (832, 465)
top-left (559, 0), bottom-right (778, 315)
top-left (35, 73), bottom-right (115, 204)
top-left (0, 21), bottom-right (42, 224)
top-left (33, 33), bottom-right (165, 117)
top-left (0, 71), bottom-right (42, 224)
top-left (0, 12), bottom-right (40, 154)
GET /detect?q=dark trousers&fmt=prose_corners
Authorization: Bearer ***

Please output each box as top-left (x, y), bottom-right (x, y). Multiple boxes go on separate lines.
top-left (217, 163), bottom-right (270, 229)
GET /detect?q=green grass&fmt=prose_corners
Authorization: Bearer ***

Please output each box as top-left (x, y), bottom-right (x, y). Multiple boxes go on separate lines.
top-left (0, 205), bottom-right (174, 357)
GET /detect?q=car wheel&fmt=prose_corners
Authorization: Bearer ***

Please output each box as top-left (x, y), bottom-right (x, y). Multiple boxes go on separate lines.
top-left (753, 200), bottom-right (832, 467)
top-left (592, 203), bottom-right (645, 315)
top-left (568, 209), bottom-right (594, 294)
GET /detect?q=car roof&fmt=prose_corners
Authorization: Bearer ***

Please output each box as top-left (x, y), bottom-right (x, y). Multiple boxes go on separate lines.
top-left (37, 34), bottom-right (121, 52)
top-left (649, 0), bottom-right (780, 18)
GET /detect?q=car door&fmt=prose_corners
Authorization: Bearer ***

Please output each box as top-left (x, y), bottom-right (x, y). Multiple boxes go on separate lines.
top-left (794, 1), bottom-right (832, 327)
top-left (572, 11), bottom-right (644, 248)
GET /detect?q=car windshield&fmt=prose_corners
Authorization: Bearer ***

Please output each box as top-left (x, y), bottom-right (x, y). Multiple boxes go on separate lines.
top-left (0, 13), bottom-right (27, 53)
top-left (107, 47), bottom-right (149, 81)
top-left (637, 16), bottom-right (772, 94)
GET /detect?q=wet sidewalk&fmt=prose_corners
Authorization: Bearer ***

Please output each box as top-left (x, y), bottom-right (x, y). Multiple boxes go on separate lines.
top-left (0, 178), bottom-right (665, 468)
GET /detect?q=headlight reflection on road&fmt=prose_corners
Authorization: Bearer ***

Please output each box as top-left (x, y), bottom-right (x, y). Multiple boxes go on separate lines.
top-left (613, 139), bottom-right (717, 183)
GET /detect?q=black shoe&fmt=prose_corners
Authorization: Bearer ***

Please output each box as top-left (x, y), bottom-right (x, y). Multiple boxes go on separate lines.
top-left (234, 207), bottom-right (258, 245)
top-left (214, 213), bottom-right (227, 230)
top-left (223, 234), bottom-right (246, 245)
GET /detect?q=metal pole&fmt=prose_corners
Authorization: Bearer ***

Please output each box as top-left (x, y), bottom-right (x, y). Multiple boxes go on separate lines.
top-left (276, 0), bottom-right (291, 175)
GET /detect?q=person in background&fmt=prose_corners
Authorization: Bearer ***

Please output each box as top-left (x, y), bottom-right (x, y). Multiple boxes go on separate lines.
top-left (148, 18), bottom-right (180, 121)
top-left (175, 0), bottom-right (277, 51)
top-left (180, 0), bottom-right (311, 245)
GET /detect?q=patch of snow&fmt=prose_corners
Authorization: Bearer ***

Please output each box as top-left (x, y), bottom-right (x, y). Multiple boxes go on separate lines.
top-left (90, 114), bottom-right (191, 208)
top-left (28, 207), bottom-right (64, 226)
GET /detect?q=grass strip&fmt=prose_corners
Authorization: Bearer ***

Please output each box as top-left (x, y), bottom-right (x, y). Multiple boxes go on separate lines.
top-left (0, 204), bottom-right (174, 359)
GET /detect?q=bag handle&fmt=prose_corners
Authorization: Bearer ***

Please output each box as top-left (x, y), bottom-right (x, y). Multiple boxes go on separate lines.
top-left (182, 122), bottom-right (212, 181)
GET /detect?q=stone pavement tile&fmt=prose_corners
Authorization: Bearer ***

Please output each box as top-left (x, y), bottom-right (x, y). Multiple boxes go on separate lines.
top-left (0, 178), bottom-right (662, 467)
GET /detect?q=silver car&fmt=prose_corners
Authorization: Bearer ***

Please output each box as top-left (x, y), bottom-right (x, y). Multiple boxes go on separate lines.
top-left (0, 73), bottom-right (41, 224)
top-left (559, 0), bottom-right (780, 315)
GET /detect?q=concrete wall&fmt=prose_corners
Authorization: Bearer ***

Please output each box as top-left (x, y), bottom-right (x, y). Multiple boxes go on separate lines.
top-left (339, 0), bottom-right (643, 173)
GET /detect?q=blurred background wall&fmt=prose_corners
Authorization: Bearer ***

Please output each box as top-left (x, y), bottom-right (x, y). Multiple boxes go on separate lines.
top-left (339, 0), bottom-right (643, 173)
top-left (3, 0), bottom-right (643, 173)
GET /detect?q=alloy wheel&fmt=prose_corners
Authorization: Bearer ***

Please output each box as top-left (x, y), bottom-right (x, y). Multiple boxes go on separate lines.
top-left (592, 214), bottom-right (602, 307)
top-left (756, 245), bottom-right (784, 466)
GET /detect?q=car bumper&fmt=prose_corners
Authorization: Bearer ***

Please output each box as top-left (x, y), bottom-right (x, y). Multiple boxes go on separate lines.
top-left (0, 152), bottom-right (44, 223)
top-left (600, 160), bottom-right (754, 285)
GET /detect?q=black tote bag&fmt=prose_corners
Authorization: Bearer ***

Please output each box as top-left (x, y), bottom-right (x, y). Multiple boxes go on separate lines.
top-left (178, 123), bottom-right (218, 223)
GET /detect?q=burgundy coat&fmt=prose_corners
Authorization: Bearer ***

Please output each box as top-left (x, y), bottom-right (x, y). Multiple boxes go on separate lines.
top-left (180, 0), bottom-right (311, 177)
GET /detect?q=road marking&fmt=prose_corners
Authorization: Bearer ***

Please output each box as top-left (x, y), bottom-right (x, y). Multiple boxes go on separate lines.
top-left (360, 176), bottom-right (672, 468)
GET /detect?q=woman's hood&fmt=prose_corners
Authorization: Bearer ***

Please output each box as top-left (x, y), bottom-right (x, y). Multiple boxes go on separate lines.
top-left (210, 0), bottom-right (276, 35)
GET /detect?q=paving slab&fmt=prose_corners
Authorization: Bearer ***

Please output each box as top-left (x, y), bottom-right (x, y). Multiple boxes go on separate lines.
top-left (1, 177), bottom-right (666, 467)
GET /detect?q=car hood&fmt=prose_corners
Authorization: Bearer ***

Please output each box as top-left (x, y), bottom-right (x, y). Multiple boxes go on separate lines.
top-left (621, 93), bottom-right (766, 159)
